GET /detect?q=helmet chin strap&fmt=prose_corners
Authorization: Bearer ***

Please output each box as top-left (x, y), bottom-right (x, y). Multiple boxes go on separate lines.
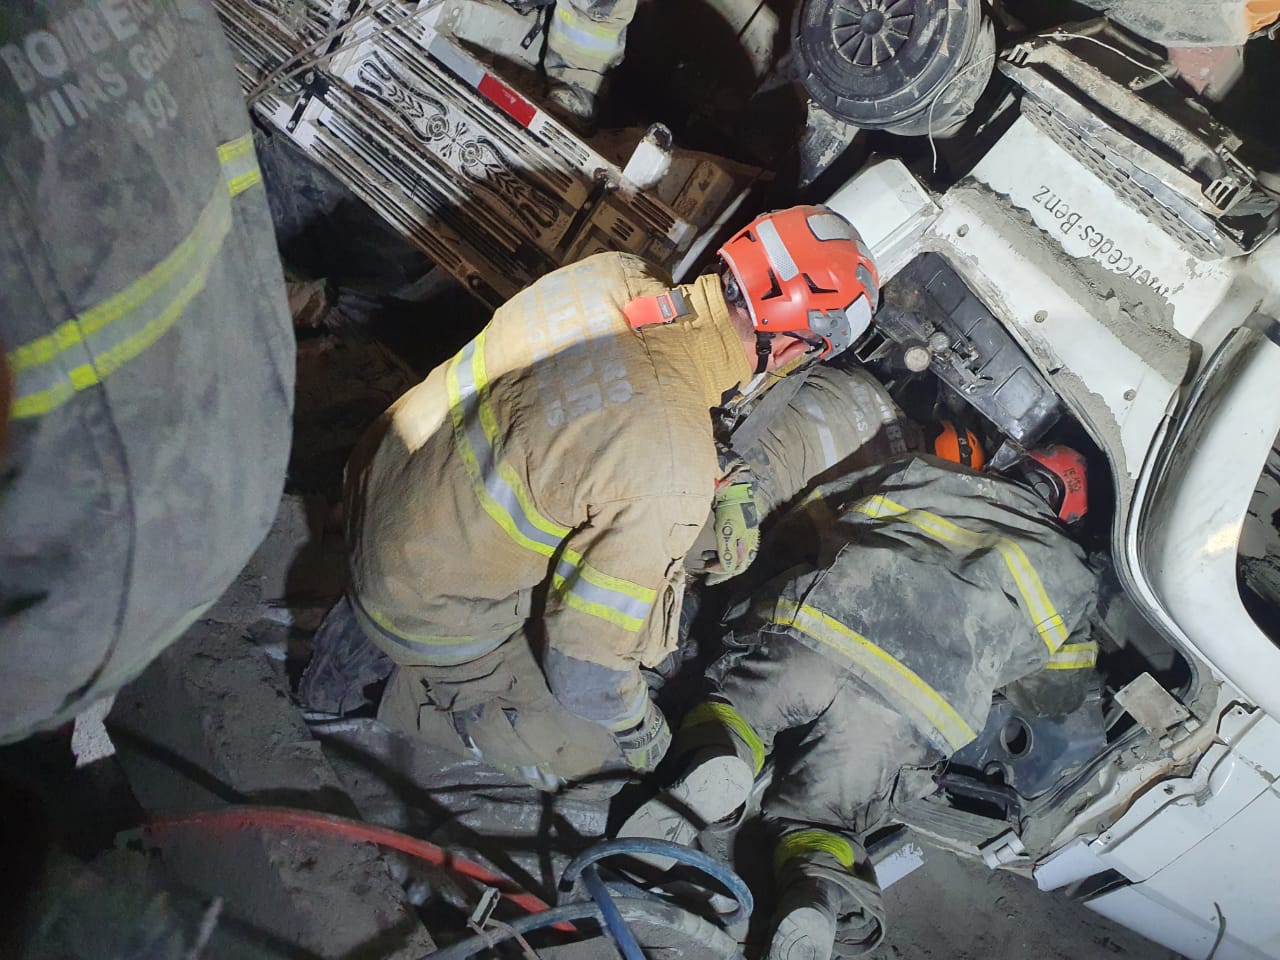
top-left (754, 333), bottom-right (773, 374)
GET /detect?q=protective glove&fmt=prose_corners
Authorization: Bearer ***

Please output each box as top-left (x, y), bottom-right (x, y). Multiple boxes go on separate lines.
top-left (707, 478), bottom-right (761, 585)
top-left (614, 699), bottom-right (672, 773)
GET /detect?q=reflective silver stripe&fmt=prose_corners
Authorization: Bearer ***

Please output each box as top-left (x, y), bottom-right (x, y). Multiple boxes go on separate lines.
top-left (8, 135), bottom-right (260, 421)
top-left (608, 683), bottom-right (650, 732)
top-left (453, 340), bottom-right (567, 554)
top-left (450, 337), bottom-right (654, 632)
top-left (800, 393), bottom-right (839, 470)
top-left (773, 598), bottom-right (977, 752)
top-left (806, 211), bottom-right (855, 242)
top-left (550, 4), bottom-right (626, 58)
top-left (755, 218), bottom-right (799, 281)
top-left (1046, 641), bottom-right (1098, 671)
top-left (852, 495), bottom-right (1069, 652)
top-left (8, 354), bottom-right (78, 416)
top-left (843, 293), bottom-right (873, 341)
top-left (856, 264), bottom-right (877, 298)
top-left (554, 557), bottom-right (651, 622)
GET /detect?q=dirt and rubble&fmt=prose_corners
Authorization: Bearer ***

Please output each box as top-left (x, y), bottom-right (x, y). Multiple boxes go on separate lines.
top-left (76, 463), bottom-right (1176, 959)
top-left (3, 162), bottom-right (1189, 960)
top-left (0, 279), bottom-right (1181, 957)
top-left (105, 562), bottom-right (433, 959)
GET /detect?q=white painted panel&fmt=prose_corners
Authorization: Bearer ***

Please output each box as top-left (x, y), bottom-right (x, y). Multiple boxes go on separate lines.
top-left (825, 159), bottom-right (940, 283)
top-left (972, 116), bottom-right (1238, 341)
top-left (1088, 784), bottom-right (1280, 959)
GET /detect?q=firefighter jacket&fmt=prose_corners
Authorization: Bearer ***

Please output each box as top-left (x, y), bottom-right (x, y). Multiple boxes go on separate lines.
top-left (0, 1), bottom-right (294, 742)
top-left (742, 365), bottom-right (922, 518)
top-left (739, 456), bottom-right (1098, 755)
top-left (685, 365), bottom-right (922, 577)
top-left (346, 253), bottom-right (753, 734)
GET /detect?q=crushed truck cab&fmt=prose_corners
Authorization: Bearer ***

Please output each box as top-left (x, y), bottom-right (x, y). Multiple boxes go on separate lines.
top-left (823, 22), bottom-right (1280, 959)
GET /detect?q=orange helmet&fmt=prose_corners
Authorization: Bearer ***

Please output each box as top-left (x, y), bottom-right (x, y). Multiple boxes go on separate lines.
top-left (1022, 445), bottom-right (1088, 524)
top-left (934, 421), bottom-right (985, 469)
top-left (718, 205), bottom-right (879, 364)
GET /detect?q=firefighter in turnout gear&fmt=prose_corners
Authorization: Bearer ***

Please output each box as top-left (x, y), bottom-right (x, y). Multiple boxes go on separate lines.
top-left (619, 457), bottom-right (1099, 958)
top-left (685, 362), bottom-right (924, 583)
top-left (342, 205), bottom-right (880, 790)
top-left (544, 0), bottom-right (638, 129)
top-left (0, 0), bottom-right (294, 743)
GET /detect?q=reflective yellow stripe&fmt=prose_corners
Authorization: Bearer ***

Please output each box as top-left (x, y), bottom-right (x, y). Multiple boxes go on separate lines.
top-left (548, 34), bottom-right (617, 69)
top-left (553, 3), bottom-right (627, 43)
top-left (555, 591), bottom-right (643, 631)
top-left (853, 495), bottom-right (1069, 653)
top-left (227, 169), bottom-right (262, 196)
top-left (10, 191), bottom-right (231, 419)
top-left (447, 334), bottom-right (568, 558)
top-left (350, 593), bottom-right (504, 665)
top-left (681, 701), bottom-right (767, 775)
top-left (1046, 641), bottom-right (1098, 671)
top-left (774, 598), bottom-right (977, 752)
top-left (447, 333), bottom-right (655, 632)
top-left (7, 135), bottom-right (262, 421)
top-left (216, 133), bottom-right (254, 163)
top-left (549, 4), bottom-right (626, 67)
top-left (553, 574), bottom-right (645, 631)
top-left (774, 829), bottom-right (856, 872)
top-left (606, 684), bottom-right (651, 733)
top-left (218, 133), bottom-right (263, 196)
top-left (551, 552), bottom-right (656, 632)
top-left (470, 339), bottom-right (569, 545)
top-left (570, 556), bottom-right (657, 603)
top-left (10, 197), bottom-right (225, 375)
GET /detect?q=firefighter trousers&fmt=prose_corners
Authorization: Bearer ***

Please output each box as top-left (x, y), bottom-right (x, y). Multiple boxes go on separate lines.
top-left (680, 631), bottom-right (942, 955)
top-left (378, 635), bottom-right (628, 791)
top-left (698, 628), bottom-right (942, 835)
top-left (546, 0), bottom-right (639, 95)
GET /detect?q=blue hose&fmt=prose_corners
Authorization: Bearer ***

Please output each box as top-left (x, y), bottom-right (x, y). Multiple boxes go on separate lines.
top-left (581, 865), bottom-right (646, 960)
top-left (418, 901), bottom-right (606, 960)
top-left (417, 839), bottom-right (753, 960)
top-left (558, 837), bottom-right (754, 929)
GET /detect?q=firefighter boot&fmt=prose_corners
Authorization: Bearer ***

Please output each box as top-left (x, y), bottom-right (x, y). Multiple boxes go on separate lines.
top-left (545, 82), bottom-right (597, 135)
top-left (615, 746), bottom-right (753, 870)
top-left (770, 832), bottom-right (886, 959)
top-left (768, 875), bottom-right (843, 960)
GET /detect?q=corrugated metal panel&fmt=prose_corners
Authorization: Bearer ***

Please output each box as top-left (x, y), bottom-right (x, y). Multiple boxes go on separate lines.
top-left (214, 0), bottom-right (755, 305)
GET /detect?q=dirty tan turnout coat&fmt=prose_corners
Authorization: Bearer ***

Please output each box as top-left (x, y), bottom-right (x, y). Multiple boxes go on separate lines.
top-left (345, 253), bottom-right (752, 731)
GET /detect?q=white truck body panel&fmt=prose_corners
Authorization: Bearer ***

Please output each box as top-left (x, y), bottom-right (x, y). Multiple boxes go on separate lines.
top-left (828, 112), bottom-right (1280, 960)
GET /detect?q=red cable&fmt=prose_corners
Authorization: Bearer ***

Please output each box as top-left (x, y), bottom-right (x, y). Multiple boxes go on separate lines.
top-left (144, 805), bottom-right (576, 933)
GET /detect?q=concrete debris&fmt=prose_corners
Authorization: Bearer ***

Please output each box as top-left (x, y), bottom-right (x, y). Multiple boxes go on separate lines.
top-left (71, 695), bottom-right (116, 768)
top-left (204, 493), bottom-right (348, 632)
top-left (292, 336), bottom-right (418, 500)
top-left (108, 624), bottom-right (432, 960)
top-left (20, 851), bottom-right (197, 960)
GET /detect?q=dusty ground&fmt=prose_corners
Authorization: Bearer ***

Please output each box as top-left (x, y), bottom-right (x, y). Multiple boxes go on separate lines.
top-left (533, 839), bottom-right (1180, 960)
top-left (2, 487), bottom-right (1177, 960)
top-left (869, 850), bottom-right (1178, 960)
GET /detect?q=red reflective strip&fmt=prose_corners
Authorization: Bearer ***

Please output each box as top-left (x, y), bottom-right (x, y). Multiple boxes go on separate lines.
top-left (624, 295), bottom-right (671, 329)
top-left (478, 73), bottom-right (537, 127)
